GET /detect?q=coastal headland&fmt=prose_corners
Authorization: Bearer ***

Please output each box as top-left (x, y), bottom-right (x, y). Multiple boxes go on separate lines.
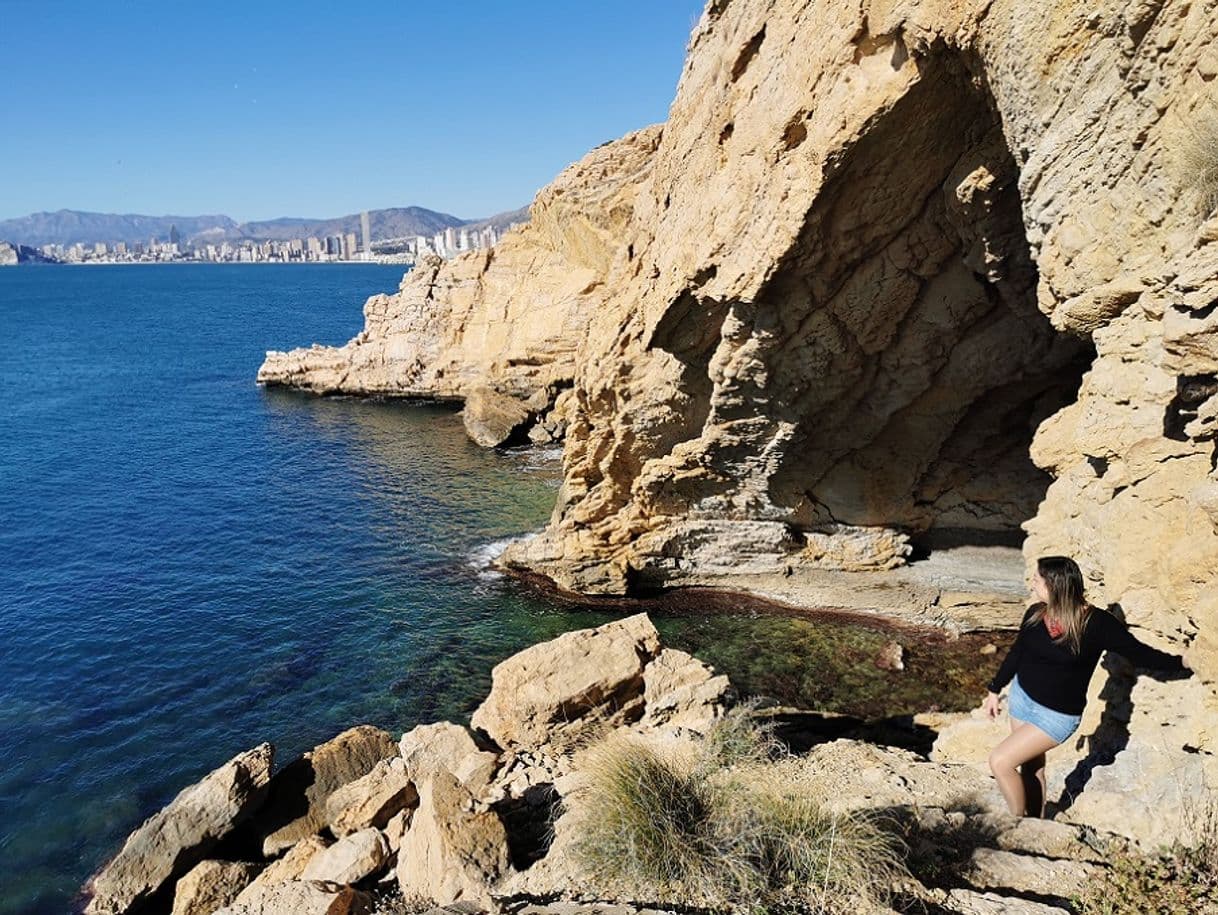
top-left (252, 0), bottom-right (1218, 908)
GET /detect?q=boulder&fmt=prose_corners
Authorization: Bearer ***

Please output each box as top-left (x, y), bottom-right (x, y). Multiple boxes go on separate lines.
top-left (251, 726), bottom-right (397, 856)
top-left (83, 743), bottom-right (273, 915)
top-left (231, 836), bottom-right (330, 904)
top-left (300, 828), bottom-right (389, 885)
top-left (325, 757), bottom-right (418, 836)
top-left (461, 386), bottom-right (532, 447)
top-left (214, 880), bottom-right (371, 915)
top-left (963, 848), bottom-right (1101, 900)
top-left (471, 613), bottom-right (661, 750)
top-left (639, 648), bottom-right (731, 731)
top-left (399, 722), bottom-right (499, 793)
top-left (171, 860), bottom-right (262, 915)
top-left (396, 770), bottom-right (510, 907)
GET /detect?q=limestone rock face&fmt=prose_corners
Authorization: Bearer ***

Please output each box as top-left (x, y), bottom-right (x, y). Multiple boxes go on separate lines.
top-left (83, 743), bottom-right (273, 915)
top-left (640, 647), bottom-right (731, 730)
top-left (256, 124), bottom-right (664, 437)
top-left (399, 722), bottom-right (500, 793)
top-left (171, 860), bottom-right (262, 915)
top-left (252, 725), bottom-right (397, 856)
top-left (325, 756), bottom-right (418, 837)
top-left (299, 828), bottom-right (389, 885)
top-left (470, 612), bottom-right (662, 750)
top-left (395, 769), bottom-right (510, 908)
top-left (483, 0), bottom-right (1218, 844)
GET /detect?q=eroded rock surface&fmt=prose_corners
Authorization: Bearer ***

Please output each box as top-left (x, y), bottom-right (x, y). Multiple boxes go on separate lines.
top-left (470, 613), bottom-right (662, 750)
top-left (251, 725), bottom-right (397, 856)
top-left (83, 743), bottom-right (273, 915)
top-left (257, 124), bottom-right (664, 433)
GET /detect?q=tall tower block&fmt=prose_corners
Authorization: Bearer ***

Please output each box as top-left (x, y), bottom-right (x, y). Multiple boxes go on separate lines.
top-left (360, 211), bottom-right (371, 261)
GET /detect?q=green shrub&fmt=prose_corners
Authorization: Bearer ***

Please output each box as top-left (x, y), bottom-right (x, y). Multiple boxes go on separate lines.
top-left (1074, 799), bottom-right (1218, 914)
top-left (565, 707), bottom-right (908, 913)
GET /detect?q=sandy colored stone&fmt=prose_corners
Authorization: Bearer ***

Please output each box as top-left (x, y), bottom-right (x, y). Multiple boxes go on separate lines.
top-left (83, 743), bottom-right (273, 915)
top-left (257, 124), bottom-right (663, 429)
top-left (395, 770), bottom-right (509, 907)
top-left (214, 880), bottom-right (370, 915)
top-left (640, 648), bottom-right (730, 731)
top-left (398, 722), bottom-right (500, 794)
top-left (252, 725), bottom-right (397, 856)
top-left (232, 835), bottom-right (331, 904)
top-left (461, 385), bottom-right (532, 447)
top-left (943, 889), bottom-right (1070, 915)
top-left (964, 848), bottom-right (1100, 899)
top-left (325, 757), bottom-right (418, 837)
top-left (470, 613), bottom-right (661, 750)
top-left (300, 828), bottom-right (389, 885)
top-left (383, 810), bottom-right (410, 855)
top-left (171, 860), bottom-right (262, 915)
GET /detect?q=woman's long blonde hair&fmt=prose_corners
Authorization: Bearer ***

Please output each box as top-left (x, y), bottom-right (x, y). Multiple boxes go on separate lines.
top-left (1025, 555), bottom-right (1092, 654)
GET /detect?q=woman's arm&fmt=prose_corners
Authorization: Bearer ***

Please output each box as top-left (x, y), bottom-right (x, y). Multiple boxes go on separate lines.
top-left (986, 635), bottom-right (1023, 694)
top-left (985, 603), bottom-right (1038, 694)
top-left (1097, 612), bottom-right (1188, 672)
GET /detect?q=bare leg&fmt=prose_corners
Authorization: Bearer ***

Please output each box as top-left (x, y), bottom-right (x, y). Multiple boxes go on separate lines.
top-left (1009, 715), bottom-right (1047, 818)
top-left (1027, 753), bottom-right (1047, 818)
top-left (989, 723), bottom-right (1060, 816)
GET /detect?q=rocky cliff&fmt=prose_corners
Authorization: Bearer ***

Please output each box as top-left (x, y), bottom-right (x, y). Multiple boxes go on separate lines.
top-left (258, 125), bottom-right (663, 446)
top-left (260, 0), bottom-right (1218, 846)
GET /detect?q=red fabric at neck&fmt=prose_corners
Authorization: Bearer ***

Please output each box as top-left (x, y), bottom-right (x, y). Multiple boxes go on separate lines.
top-left (1045, 616), bottom-right (1064, 638)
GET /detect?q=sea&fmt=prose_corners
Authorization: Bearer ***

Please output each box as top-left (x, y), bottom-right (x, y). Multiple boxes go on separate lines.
top-left (0, 264), bottom-right (1001, 914)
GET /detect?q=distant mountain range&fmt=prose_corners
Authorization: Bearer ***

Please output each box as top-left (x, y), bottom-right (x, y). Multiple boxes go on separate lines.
top-left (0, 205), bottom-right (530, 248)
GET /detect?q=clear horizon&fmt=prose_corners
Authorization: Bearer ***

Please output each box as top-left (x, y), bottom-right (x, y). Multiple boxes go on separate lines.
top-left (0, 0), bottom-right (705, 223)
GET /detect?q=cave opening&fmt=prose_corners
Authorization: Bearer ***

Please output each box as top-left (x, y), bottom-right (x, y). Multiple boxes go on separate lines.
top-left (757, 46), bottom-right (1097, 572)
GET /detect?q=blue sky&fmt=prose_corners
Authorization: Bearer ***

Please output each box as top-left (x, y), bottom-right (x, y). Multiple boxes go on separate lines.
top-left (0, 1), bottom-right (705, 222)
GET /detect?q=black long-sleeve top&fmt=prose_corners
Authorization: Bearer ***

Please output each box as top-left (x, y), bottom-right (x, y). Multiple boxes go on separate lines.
top-left (987, 602), bottom-right (1189, 715)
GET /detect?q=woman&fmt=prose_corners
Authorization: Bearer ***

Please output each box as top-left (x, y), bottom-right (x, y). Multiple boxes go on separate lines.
top-left (982, 555), bottom-right (1192, 818)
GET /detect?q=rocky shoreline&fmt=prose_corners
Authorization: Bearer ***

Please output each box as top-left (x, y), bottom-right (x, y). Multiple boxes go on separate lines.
top-left (79, 614), bottom-right (1150, 915)
top-left (253, 0), bottom-right (1218, 895)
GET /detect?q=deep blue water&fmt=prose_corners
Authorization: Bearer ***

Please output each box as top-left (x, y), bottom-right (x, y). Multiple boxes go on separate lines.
top-left (0, 264), bottom-right (1003, 915)
top-left (0, 264), bottom-right (611, 914)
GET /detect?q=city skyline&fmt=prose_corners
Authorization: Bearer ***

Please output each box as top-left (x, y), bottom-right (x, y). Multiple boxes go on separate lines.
top-left (0, 1), bottom-right (705, 222)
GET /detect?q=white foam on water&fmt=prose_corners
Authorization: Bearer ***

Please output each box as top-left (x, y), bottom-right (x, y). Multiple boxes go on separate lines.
top-left (466, 531), bottom-right (537, 579)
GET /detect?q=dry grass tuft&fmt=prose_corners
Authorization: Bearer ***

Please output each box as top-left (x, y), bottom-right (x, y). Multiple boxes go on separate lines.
top-left (565, 706), bottom-right (908, 914)
top-left (1178, 108), bottom-right (1218, 220)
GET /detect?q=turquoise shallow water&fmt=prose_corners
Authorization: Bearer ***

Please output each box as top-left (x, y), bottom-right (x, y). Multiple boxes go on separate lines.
top-left (0, 264), bottom-right (1005, 915)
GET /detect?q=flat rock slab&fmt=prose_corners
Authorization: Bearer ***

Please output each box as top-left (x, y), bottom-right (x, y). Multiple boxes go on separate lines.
top-left (214, 880), bottom-right (371, 915)
top-left (944, 888), bottom-right (1071, 914)
top-left (84, 743), bottom-right (273, 915)
top-left (326, 757), bottom-right (418, 836)
top-left (965, 847), bottom-right (1102, 899)
top-left (300, 828), bottom-right (389, 885)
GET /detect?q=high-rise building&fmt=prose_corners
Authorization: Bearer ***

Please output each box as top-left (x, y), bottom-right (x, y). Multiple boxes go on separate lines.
top-left (360, 211), bottom-right (371, 261)
top-left (169, 224), bottom-right (180, 247)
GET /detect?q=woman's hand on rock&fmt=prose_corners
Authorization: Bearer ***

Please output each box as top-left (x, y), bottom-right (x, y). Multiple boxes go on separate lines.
top-left (982, 691), bottom-right (1001, 719)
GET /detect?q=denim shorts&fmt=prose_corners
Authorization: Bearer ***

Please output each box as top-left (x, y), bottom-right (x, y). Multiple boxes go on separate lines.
top-left (1009, 675), bottom-right (1082, 744)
